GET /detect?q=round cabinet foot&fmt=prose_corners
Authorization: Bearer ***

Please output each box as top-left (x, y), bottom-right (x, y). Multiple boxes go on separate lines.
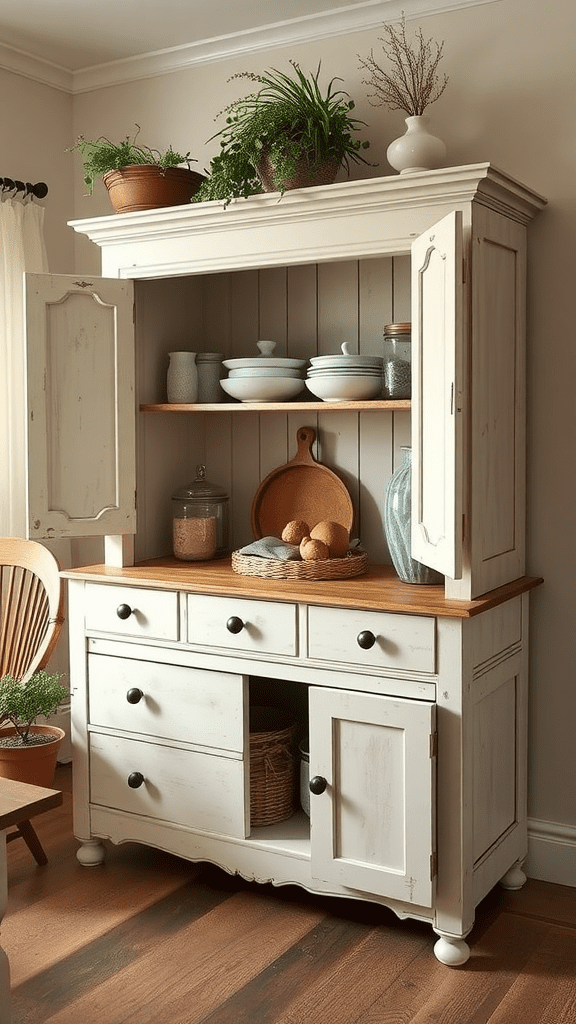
top-left (433, 933), bottom-right (470, 966)
top-left (77, 840), bottom-right (106, 866)
top-left (500, 861), bottom-right (527, 890)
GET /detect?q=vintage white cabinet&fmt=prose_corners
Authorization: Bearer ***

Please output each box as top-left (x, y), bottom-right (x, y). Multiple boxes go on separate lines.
top-left (38, 164), bottom-right (545, 965)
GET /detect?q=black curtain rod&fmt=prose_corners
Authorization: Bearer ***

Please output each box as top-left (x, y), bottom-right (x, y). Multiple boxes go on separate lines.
top-left (1, 178), bottom-right (48, 199)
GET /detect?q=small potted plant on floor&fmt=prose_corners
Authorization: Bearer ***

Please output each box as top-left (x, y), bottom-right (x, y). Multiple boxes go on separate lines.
top-left (0, 670), bottom-right (68, 787)
top-left (193, 61), bottom-right (372, 206)
top-left (68, 124), bottom-right (205, 212)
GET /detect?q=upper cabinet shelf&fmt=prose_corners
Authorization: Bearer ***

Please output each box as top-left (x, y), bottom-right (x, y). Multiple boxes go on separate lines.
top-left (140, 400), bottom-right (410, 414)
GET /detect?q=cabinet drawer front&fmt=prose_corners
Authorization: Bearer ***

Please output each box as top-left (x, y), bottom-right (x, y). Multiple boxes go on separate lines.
top-left (187, 594), bottom-right (297, 657)
top-left (88, 653), bottom-right (246, 752)
top-left (84, 583), bottom-right (178, 640)
top-left (90, 733), bottom-right (248, 839)
top-left (308, 606), bottom-right (435, 674)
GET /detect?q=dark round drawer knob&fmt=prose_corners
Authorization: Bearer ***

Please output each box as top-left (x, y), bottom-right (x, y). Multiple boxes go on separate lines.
top-left (116, 603), bottom-right (133, 620)
top-left (126, 687), bottom-right (143, 704)
top-left (309, 775), bottom-right (328, 795)
top-left (127, 771), bottom-right (144, 789)
top-left (357, 629), bottom-right (376, 650)
top-left (226, 615), bottom-right (244, 634)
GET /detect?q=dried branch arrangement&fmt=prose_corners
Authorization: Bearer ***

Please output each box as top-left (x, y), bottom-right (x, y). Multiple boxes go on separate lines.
top-left (358, 17), bottom-right (448, 117)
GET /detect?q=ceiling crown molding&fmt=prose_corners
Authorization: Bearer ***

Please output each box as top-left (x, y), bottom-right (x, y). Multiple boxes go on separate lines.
top-left (0, 40), bottom-right (72, 92)
top-left (1, 0), bottom-right (500, 95)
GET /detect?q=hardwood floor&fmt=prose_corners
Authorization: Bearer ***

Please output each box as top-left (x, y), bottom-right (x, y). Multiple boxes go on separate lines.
top-left (4, 764), bottom-right (576, 1024)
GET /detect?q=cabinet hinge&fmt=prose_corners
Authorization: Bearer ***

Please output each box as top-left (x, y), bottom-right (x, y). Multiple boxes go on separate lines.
top-left (430, 851), bottom-right (438, 880)
top-left (429, 731), bottom-right (438, 758)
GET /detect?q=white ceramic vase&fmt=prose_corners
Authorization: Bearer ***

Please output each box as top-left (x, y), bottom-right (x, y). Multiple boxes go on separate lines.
top-left (386, 115), bottom-right (447, 174)
top-left (167, 351), bottom-right (198, 403)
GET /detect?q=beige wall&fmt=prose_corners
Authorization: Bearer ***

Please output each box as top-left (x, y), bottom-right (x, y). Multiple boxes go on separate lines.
top-left (5, 0), bottom-right (575, 877)
top-left (1, 67), bottom-right (74, 271)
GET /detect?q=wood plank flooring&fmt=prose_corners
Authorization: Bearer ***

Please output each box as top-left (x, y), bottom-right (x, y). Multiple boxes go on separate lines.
top-left (4, 765), bottom-right (576, 1024)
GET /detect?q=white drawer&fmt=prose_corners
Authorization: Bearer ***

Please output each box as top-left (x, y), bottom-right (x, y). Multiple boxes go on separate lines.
top-left (307, 606), bottom-right (435, 674)
top-left (89, 732), bottom-right (248, 839)
top-left (187, 594), bottom-right (297, 657)
top-left (84, 583), bottom-right (178, 641)
top-left (88, 653), bottom-right (245, 752)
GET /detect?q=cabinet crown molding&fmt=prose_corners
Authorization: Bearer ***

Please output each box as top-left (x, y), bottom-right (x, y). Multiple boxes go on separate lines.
top-left (70, 165), bottom-right (546, 279)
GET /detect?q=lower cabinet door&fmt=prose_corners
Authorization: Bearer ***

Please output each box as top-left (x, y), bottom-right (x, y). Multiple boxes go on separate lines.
top-left (309, 687), bottom-right (436, 907)
top-left (89, 732), bottom-right (249, 839)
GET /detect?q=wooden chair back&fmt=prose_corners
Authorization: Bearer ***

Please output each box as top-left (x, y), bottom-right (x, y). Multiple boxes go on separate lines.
top-left (0, 537), bottom-right (64, 682)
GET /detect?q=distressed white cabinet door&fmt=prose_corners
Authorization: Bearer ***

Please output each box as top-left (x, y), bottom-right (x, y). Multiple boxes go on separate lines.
top-left (25, 274), bottom-right (135, 540)
top-left (309, 687), bottom-right (436, 908)
top-left (411, 211), bottom-right (464, 579)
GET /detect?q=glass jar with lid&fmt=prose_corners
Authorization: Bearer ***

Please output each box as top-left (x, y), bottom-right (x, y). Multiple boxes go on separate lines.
top-left (171, 465), bottom-right (229, 561)
top-left (383, 322), bottom-right (411, 399)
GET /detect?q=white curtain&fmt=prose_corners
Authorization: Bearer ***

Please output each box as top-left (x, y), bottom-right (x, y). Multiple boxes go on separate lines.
top-left (0, 193), bottom-right (48, 535)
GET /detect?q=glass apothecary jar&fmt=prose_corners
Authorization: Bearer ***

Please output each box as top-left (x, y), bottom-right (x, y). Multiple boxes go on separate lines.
top-left (383, 322), bottom-right (411, 399)
top-left (171, 465), bottom-right (229, 561)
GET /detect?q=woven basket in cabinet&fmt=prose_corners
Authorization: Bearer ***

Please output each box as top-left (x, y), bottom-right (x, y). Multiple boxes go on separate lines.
top-left (250, 706), bottom-right (297, 827)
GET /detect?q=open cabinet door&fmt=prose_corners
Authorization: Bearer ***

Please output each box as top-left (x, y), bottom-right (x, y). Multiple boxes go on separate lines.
top-left (25, 274), bottom-right (136, 540)
top-left (411, 211), bottom-right (464, 580)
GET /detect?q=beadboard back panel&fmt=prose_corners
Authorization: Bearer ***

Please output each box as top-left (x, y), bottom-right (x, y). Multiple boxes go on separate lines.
top-left (134, 256), bottom-right (410, 561)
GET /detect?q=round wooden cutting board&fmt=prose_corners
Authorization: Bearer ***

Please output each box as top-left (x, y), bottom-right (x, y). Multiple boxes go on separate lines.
top-left (251, 426), bottom-right (354, 539)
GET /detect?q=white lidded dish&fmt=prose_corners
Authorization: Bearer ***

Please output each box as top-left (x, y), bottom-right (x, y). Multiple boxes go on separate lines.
top-left (223, 340), bottom-right (307, 371)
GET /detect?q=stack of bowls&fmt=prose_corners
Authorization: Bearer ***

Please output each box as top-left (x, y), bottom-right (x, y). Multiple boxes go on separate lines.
top-left (220, 340), bottom-right (307, 403)
top-left (305, 343), bottom-right (383, 402)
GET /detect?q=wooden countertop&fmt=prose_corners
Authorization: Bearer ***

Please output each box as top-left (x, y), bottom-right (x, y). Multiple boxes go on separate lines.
top-left (61, 558), bottom-right (543, 619)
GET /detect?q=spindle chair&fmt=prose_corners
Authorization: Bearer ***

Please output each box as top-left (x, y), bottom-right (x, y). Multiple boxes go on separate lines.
top-left (0, 537), bottom-right (64, 863)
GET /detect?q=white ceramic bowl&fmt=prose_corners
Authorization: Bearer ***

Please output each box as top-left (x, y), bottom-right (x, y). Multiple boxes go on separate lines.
top-left (307, 372), bottom-right (383, 380)
top-left (228, 366), bottom-right (303, 379)
top-left (305, 374), bottom-right (383, 402)
top-left (220, 376), bottom-right (306, 403)
top-left (309, 355), bottom-right (383, 369)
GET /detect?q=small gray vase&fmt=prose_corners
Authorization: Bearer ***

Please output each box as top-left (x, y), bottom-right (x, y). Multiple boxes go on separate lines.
top-left (383, 447), bottom-right (443, 585)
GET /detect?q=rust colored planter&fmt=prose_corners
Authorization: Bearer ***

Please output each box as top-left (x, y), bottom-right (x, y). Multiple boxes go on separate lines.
top-left (257, 155), bottom-right (339, 194)
top-left (102, 164), bottom-right (205, 213)
top-left (0, 726), bottom-right (65, 787)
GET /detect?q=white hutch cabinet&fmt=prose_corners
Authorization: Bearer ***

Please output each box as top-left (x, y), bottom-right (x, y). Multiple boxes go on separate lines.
top-left (27, 165), bottom-right (545, 965)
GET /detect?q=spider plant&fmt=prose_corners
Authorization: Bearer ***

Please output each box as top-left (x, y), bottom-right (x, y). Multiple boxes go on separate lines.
top-left (194, 61), bottom-right (372, 205)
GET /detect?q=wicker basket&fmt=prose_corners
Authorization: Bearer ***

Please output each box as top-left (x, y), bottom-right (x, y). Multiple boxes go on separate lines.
top-left (257, 155), bottom-right (338, 193)
top-left (250, 706), bottom-right (297, 827)
top-left (232, 548), bottom-right (368, 581)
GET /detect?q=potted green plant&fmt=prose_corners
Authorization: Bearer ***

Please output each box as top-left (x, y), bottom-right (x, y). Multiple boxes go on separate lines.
top-left (0, 670), bottom-right (68, 787)
top-left (68, 125), bottom-right (205, 213)
top-left (193, 61), bottom-right (372, 206)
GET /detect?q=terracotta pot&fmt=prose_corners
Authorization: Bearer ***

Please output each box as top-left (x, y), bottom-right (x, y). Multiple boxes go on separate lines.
top-left (257, 155), bottom-right (338, 194)
top-left (102, 165), bottom-right (206, 214)
top-left (0, 726), bottom-right (65, 787)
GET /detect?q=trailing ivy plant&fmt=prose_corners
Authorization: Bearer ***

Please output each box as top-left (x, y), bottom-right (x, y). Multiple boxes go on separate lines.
top-left (193, 61), bottom-right (372, 206)
top-left (68, 124), bottom-right (194, 195)
top-left (0, 671), bottom-right (68, 744)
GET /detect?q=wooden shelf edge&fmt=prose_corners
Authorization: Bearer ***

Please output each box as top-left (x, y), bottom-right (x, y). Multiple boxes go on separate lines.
top-left (140, 400), bottom-right (411, 413)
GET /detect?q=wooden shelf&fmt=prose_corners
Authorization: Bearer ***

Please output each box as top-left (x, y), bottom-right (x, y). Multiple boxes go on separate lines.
top-left (140, 400), bottom-right (411, 414)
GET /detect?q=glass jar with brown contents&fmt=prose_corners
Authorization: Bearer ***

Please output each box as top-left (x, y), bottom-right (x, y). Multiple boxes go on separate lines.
top-left (171, 465), bottom-right (229, 561)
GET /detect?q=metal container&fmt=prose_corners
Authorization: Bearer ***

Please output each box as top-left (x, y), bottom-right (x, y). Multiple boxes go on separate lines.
top-left (171, 465), bottom-right (229, 561)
